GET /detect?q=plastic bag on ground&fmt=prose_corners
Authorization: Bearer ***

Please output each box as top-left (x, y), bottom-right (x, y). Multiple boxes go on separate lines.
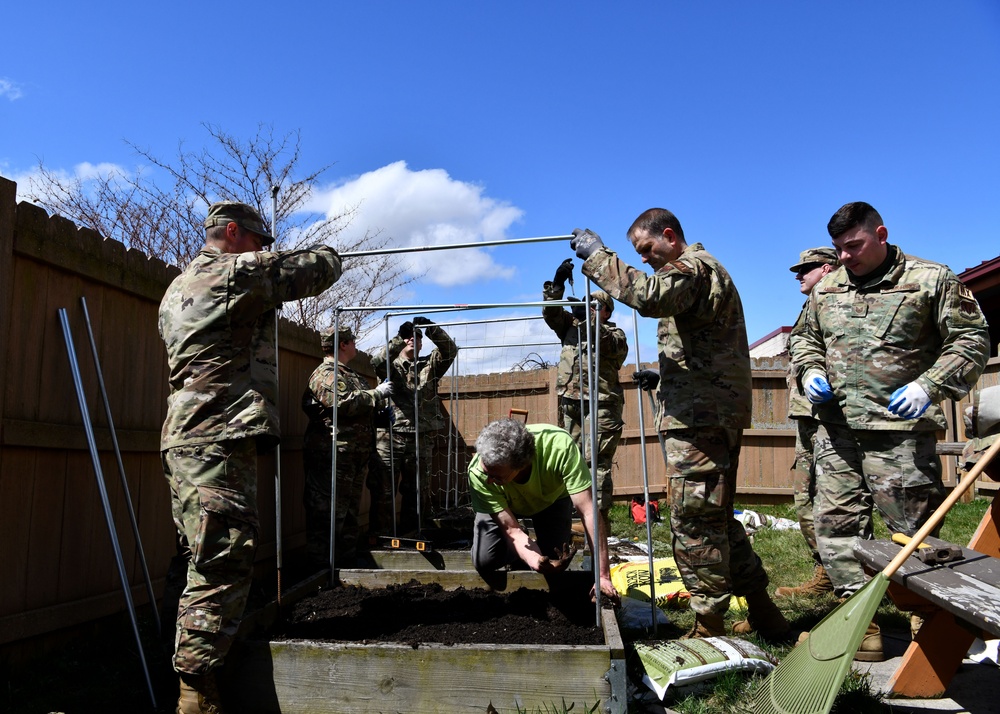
top-left (634, 636), bottom-right (777, 700)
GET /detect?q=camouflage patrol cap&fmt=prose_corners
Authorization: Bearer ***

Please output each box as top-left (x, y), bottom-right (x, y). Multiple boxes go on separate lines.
top-left (789, 247), bottom-right (839, 273)
top-left (320, 326), bottom-right (356, 351)
top-left (590, 291), bottom-right (614, 314)
top-left (204, 201), bottom-right (274, 246)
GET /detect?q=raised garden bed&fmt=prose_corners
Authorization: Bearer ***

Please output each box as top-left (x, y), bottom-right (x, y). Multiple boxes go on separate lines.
top-left (224, 569), bottom-right (626, 714)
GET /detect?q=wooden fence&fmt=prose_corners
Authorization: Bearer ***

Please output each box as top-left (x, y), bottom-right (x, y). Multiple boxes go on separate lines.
top-left (0, 176), bottom-right (994, 658)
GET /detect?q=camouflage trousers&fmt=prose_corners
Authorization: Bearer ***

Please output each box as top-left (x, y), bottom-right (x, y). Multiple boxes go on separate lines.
top-left (161, 439), bottom-right (259, 676)
top-left (560, 397), bottom-right (624, 512)
top-left (373, 429), bottom-right (434, 536)
top-left (813, 423), bottom-right (945, 597)
top-left (790, 417), bottom-right (821, 565)
top-left (302, 446), bottom-right (369, 567)
top-left (663, 427), bottom-right (769, 617)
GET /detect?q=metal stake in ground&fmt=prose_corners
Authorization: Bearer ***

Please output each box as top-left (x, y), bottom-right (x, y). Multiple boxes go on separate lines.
top-left (753, 435), bottom-right (1000, 714)
top-left (631, 308), bottom-right (658, 635)
top-left (59, 308), bottom-right (158, 710)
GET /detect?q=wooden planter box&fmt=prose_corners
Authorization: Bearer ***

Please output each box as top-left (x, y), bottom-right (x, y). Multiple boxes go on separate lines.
top-left (224, 569), bottom-right (627, 714)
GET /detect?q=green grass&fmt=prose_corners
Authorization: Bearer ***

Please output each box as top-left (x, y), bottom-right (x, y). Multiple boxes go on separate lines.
top-left (609, 498), bottom-right (991, 714)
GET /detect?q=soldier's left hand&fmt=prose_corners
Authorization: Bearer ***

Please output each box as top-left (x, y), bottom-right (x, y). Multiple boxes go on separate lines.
top-left (570, 228), bottom-right (605, 261)
top-left (633, 369), bottom-right (660, 392)
top-left (888, 382), bottom-right (931, 419)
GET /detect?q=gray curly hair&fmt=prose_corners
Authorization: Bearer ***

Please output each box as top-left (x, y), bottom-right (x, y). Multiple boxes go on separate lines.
top-left (475, 418), bottom-right (536, 470)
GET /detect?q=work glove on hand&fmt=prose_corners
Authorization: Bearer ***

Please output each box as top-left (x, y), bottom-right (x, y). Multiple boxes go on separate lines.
top-left (888, 381), bottom-right (931, 419)
top-left (804, 371), bottom-right (834, 404)
top-left (633, 369), bottom-right (660, 392)
top-left (552, 259), bottom-right (574, 289)
top-left (398, 321), bottom-right (415, 340)
top-left (412, 316), bottom-right (433, 327)
top-left (566, 297), bottom-right (586, 322)
top-left (570, 228), bottom-right (605, 261)
top-left (965, 385), bottom-right (1000, 438)
top-left (375, 381), bottom-right (394, 398)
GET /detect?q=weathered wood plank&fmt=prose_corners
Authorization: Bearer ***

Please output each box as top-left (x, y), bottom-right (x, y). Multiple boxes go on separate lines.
top-left (226, 639), bottom-right (613, 714)
top-left (853, 538), bottom-right (1000, 636)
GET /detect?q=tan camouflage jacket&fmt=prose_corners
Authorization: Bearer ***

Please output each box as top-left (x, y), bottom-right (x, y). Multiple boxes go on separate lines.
top-left (582, 242), bottom-right (752, 431)
top-left (301, 357), bottom-right (386, 454)
top-left (789, 245), bottom-right (989, 431)
top-left (370, 325), bottom-right (458, 433)
top-left (542, 281), bottom-right (627, 404)
top-left (159, 244), bottom-right (342, 450)
top-left (787, 302), bottom-right (821, 421)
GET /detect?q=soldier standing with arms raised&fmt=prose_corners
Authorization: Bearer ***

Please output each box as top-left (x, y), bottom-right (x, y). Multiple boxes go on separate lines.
top-left (159, 202), bottom-right (342, 713)
top-left (543, 259), bottom-right (628, 537)
top-left (371, 317), bottom-right (458, 536)
top-left (570, 208), bottom-right (791, 641)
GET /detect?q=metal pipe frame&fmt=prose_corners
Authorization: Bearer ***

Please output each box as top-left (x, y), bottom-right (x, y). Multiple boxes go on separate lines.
top-left (631, 308), bottom-right (659, 635)
top-left (340, 233), bottom-right (572, 259)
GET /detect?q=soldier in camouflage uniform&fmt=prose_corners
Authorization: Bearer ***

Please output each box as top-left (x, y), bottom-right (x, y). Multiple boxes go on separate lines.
top-left (774, 247), bottom-right (839, 598)
top-left (570, 208), bottom-right (791, 642)
top-left (370, 316), bottom-right (458, 536)
top-left (301, 326), bottom-right (393, 569)
top-left (543, 259), bottom-right (628, 536)
top-left (789, 202), bottom-right (989, 660)
top-left (158, 201), bottom-right (342, 713)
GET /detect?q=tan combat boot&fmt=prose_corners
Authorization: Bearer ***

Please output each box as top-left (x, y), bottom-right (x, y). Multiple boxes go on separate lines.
top-left (774, 564), bottom-right (834, 597)
top-left (731, 589), bottom-right (792, 642)
top-left (796, 617), bottom-right (884, 662)
top-left (177, 671), bottom-right (225, 714)
top-left (854, 620), bottom-right (884, 662)
top-left (680, 613), bottom-right (726, 639)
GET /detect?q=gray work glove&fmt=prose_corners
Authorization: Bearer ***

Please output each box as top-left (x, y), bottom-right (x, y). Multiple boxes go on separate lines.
top-left (965, 385), bottom-right (1000, 438)
top-left (552, 259), bottom-right (574, 289)
top-left (570, 228), bottom-right (605, 261)
top-left (633, 369), bottom-right (660, 392)
top-left (375, 381), bottom-right (394, 398)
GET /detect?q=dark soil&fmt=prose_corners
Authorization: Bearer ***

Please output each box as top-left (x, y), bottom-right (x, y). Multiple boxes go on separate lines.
top-left (275, 581), bottom-right (605, 646)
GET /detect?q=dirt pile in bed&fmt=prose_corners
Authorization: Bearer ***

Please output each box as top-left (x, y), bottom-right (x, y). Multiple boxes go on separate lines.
top-left (275, 581), bottom-right (604, 646)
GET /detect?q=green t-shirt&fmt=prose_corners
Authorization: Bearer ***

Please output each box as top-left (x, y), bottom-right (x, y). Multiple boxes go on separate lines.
top-left (468, 423), bottom-right (592, 516)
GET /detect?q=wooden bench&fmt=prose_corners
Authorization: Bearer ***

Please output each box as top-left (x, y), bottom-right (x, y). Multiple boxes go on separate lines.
top-left (852, 496), bottom-right (1000, 697)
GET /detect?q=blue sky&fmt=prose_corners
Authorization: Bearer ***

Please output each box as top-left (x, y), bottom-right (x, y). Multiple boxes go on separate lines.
top-left (3, 2), bottom-right (999, 373)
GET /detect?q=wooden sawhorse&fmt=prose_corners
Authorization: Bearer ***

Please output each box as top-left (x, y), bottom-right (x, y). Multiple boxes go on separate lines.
top-left (853, 497), bottom-right (1000, 697)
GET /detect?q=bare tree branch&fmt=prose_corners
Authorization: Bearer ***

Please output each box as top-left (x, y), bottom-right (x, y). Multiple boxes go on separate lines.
top-left (24, 123), bottom-right (415, 336)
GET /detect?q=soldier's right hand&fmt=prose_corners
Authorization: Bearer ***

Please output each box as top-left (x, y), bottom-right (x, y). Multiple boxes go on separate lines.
top-left (804, 372), bottom-right (834, 404)
top-left (633, 369), bottom-right (660, 392)
top-left (553, 258), bottom-right (574, 287)
top-left (567, 296), bottom-right (587, 322)
top-left (398, 321), bottom-right (415, 340)
top-left (375, 381), bottom-right (394, 397)
top-left (412, 316), bottom-right (433, 327)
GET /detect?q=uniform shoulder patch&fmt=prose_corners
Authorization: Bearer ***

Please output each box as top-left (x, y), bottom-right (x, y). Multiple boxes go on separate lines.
top-left (667, 260), bottom-right (694, 275)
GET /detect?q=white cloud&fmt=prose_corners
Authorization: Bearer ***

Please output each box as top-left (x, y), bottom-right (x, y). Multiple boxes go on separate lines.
top-left (308, 161), bottom-right (524, 287)
top-left (0, 78), bottom-right (24, 101)
top-left (8, 161), bottom-right (130, 203)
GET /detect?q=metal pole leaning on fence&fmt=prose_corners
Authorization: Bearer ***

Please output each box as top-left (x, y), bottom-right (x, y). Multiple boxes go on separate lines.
top-left (59, 308), bottom-right (158, 711)
top-left (79, 298), bottom-right (161, 636)
top-left (341, 233), bottom-right (572, 259)
top-left (632, 308), bottom-right (658, 635)
top-left (271, 184), bottom-right (285, 606)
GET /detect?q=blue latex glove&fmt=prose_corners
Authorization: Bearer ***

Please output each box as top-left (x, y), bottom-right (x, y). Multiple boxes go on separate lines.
top-left (888, 382), bottom-right (931, 419)
top-left (570, 228), bottom-right (605, 261)
top-left (804, 372), bottom-right (834, 404)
